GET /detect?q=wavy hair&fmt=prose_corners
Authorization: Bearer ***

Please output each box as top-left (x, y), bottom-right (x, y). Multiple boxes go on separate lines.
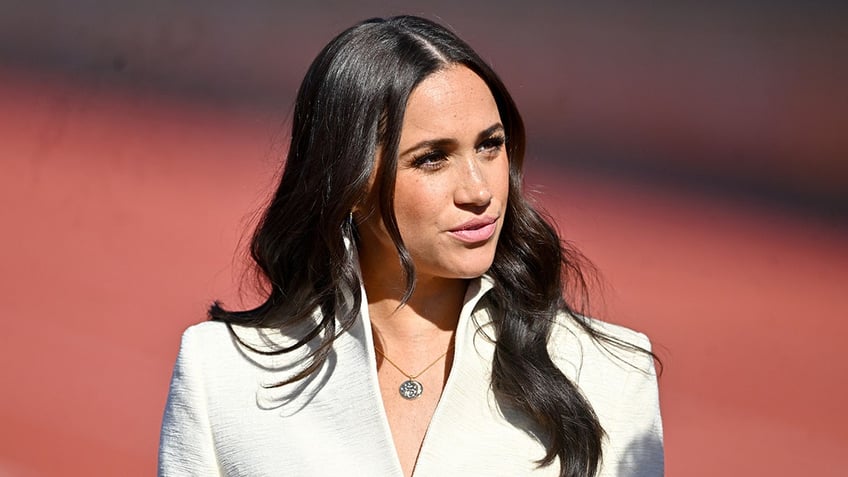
top-left (211, 15), bottom-right (642, 477)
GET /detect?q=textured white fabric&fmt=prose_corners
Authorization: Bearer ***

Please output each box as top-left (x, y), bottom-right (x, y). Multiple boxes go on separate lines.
top-left (159, 277), bottom-right (663, 476)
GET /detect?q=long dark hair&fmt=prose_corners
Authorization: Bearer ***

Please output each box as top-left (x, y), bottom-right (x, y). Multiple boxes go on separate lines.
top-left (211, 15), bottom-right (638, 477)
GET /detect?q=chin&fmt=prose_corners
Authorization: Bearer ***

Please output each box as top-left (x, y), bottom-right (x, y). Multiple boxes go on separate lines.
top-left (419, 259), bottom-right (494, 281)
top-left (461, 246), bottom-right (498, 276)
top-left (416, 244), bottom-right (499, 280)
top-left (448, 257), bottom-right (497, 280)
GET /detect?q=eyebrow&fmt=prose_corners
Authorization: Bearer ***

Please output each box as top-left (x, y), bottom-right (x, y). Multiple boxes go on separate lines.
top-left (399, 123), bottom-right (504, 157)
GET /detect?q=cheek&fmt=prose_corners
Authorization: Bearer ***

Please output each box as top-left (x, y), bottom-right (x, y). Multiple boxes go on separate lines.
top-left (495, 160), bottom-right (511, 202)
top-left (393, 178), bottom-right (447, 225)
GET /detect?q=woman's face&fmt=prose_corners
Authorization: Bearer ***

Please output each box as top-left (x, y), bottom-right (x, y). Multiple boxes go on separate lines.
top-left (357, 65), bottom-right (510, 285)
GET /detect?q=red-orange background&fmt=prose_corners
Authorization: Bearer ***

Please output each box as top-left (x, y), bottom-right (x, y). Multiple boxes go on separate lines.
top-left (2, 2), bottom-right (847, 476)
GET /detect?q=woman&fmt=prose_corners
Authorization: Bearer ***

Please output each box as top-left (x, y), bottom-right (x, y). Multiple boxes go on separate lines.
top-left (159, 15), bottom-right (663, 477)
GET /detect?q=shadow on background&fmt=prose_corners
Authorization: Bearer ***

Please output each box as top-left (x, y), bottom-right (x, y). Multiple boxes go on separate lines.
top-left (1, 1), bottom-right (846, 476)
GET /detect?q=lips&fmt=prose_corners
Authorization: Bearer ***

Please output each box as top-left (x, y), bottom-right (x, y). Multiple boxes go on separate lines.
top-left (448, 216), bottom-right (498, 243)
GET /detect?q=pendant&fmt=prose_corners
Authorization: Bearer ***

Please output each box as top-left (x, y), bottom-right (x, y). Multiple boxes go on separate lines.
top-left (399, 379), bottom-right (424, 400)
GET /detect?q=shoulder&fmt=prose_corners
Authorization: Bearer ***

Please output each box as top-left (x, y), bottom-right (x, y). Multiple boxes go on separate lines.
top-left (168, 321), bottom-right (309, 412)
top-left (169, 321), bottom-right (243, 387)
top-left (174, 320), bottom-right (320, 386)
top-left (177, 320), bottom-right (306, 354)
top-left (549, 313), bottom-right (654, 372)
top-left (574, 315), bottom-right (651, 348)
top-left (549, 314), bottom-right (665, 474)
top-left (547, 312), bottom-right (659, 410)
top-left (180, 319), bottom-right (231, 342)
top-left (173, 320), bottom-right (232, 356)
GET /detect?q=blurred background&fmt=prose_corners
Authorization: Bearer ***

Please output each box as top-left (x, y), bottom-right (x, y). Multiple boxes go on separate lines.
top-left (1, 1), bottom-right (846, 475)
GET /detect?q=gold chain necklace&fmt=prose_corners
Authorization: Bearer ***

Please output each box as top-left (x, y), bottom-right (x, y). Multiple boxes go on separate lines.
top-left (374, 345), bottom-right (452, 400)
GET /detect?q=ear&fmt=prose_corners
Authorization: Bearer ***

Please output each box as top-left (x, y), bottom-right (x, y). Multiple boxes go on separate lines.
top-left (350, 204), bottom-right (366, 225)
top-left (351, 201), bottom-right (379, 225)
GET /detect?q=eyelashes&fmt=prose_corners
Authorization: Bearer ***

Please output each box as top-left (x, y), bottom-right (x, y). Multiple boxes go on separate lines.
top-left (410, 150), bottom-right (448, 169)
top-left (476, 135), bottom-right (505, 155)
top-left (410, 134), bottom-right (506, 170)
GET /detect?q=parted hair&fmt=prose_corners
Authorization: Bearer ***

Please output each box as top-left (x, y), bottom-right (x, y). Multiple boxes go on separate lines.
top-left (211, 15), bottom-right (633, 477)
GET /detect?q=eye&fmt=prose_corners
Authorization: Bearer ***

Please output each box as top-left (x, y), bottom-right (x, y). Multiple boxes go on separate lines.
top-left (411, 150), bottom-right (449, 170)
top-left (476, 135), bottom-right (506, 156)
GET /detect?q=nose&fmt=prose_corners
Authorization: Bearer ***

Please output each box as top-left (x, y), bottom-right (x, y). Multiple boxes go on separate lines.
top-left (454, 157), bottom-right (493, 207)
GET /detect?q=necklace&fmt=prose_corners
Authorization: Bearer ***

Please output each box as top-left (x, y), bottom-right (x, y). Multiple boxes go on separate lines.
top-left (373, 345), bottom-right (452, 400)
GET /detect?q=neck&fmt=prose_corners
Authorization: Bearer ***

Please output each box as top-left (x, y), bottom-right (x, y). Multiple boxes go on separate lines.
top-left (363, 272), bottom-right (468, 348)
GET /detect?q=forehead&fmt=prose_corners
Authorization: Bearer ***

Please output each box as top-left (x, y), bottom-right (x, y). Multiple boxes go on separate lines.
top-left (401, 66), bottom-right (501, 141)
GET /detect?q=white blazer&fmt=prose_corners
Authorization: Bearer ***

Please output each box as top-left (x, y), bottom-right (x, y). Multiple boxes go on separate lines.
top-left (159, 277), bottom-right (663, 476)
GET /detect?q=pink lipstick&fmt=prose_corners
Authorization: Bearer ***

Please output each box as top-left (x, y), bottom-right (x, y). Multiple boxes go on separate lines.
top-left (448, 217), bottom-right (498, 243)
